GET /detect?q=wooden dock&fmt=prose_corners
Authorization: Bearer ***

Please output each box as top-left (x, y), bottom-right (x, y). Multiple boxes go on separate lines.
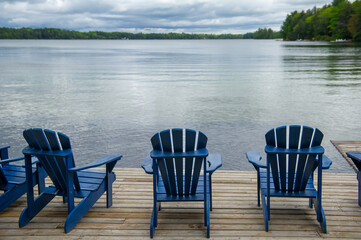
top-left (1, 168), bottom-right (361, 239)
top-left (332, 140), bottom-right (361, 172)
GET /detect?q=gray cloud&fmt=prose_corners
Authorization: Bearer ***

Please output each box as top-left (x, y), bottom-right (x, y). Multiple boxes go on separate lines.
top-left (0, 0), bottom-right (334, 33)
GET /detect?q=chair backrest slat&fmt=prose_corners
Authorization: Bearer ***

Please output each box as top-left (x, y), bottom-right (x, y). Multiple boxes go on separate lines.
top-left (312, 129), bottom-right (323, 147)
top-left (288, 125), bottom-right (301, 191)
top-left (191, 131), bottom-right (208, 195)
top-left (58, 132), bottom-right (72, 150)
top-left (151, 133), bottom-right (171, 195)
top-left (46, 130), bottom-right (80, 191)
top-left (266, 125), bottom-right (323, 193)
top-left (44, 130), bottom-right (61, 150)
top-left (301, 154), bottom-right (318, 189)
top-left (197, 131), bottom-right (207, 149)
top-left (44, 130), bottom-right (71, 190)
top-left (311, 129), bottom-right (324, 173)
top-left (294, 126), bottom-right (313, 191)
top-left (265, 129), bottom-right (280, 191)
top-left (160, 130), bottom-right (177, 196)
top-left (185, 129), bottom-right (196, 196)
top-left (172, 128), bottom-right (183, 196)
top-left (152, 128), bottom-right (207, 197)
top-left (276, 126), bottom-right (287, 192)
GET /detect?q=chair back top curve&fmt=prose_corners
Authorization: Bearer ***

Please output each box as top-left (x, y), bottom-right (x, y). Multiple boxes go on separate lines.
top-left (23, 128), bottom-right (80, 192)
top-left (151, 128), bottom-right (208, 197)
top-left (265, 125), bottom-right (324, 192)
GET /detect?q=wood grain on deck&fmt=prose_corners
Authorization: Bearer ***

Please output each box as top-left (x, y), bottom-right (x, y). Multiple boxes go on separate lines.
top-left (0, 168), bottom-right (360, 239)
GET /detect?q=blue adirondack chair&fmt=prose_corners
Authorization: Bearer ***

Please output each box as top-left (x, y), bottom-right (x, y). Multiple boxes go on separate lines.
top-left (141, 128), bottom-right (222, 238)
top-left (19, 128), bottom-right (122, 233)
top-left (345, 151), bottom-right (361, 206)
top-left (246, 125), bottom-right (332, 233)
top-left (0, 145), bottom-right (45, 212)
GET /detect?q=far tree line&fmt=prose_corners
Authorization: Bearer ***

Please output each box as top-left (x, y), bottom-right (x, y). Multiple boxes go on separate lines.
top-left (0, 27), bottom-right (280, 40)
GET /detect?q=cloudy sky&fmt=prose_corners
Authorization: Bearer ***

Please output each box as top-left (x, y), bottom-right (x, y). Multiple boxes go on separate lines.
top-left (0, 0), bottom-right (334, 33)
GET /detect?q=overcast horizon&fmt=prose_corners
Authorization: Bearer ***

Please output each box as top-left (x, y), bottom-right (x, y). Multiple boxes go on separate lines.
top-left (0, 0), bottom-right (346, 34)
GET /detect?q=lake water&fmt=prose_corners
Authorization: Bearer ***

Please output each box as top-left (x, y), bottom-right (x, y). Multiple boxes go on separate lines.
top-left (1, 39), bottom-right (360, 172)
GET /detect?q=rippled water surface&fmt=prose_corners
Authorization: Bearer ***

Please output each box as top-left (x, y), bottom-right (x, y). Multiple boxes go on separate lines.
top-left (1, 40), bottom-right (360, 172)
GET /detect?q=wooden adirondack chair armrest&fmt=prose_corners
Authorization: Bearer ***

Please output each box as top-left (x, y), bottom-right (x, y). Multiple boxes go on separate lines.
top-left (0, 155), bottom-right (40, 165)
top-left (207, 154), bottom-right (222, 174)
top-left (142, 154), bottom-right (222, 174)
top-left (246, 151), bottom-right (266, 169)
top-left (0, 155), bottom-right (25, 164)
top-left (141, 155), bottom-right (153, 174)
top-left (346, 151), bottom-right (361, 162)
top-left (142, 153), bottom-right (221, 174)
top-left (0, 145), bottom-right (10, 150)
top-left (22, 146), bottom-right (73, 157)
top-left (265, 145), bottom-right (324, 155)
top-left (68, 154), bottom-right (122, 172)
top-left (150, 148), bottom-right (209, 159)
top-left (320, 155), bottom-right (332, 169)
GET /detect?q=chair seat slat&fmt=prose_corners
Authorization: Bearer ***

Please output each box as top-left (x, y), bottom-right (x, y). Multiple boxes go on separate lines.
top-left (157, 193), bottom-right (209, 202)
top-left (261, 189), bottom-right (317, 198)
top-left (77, 170), bottom-right (106, 178)
top-left (2, 166), bottom-right (36, 177)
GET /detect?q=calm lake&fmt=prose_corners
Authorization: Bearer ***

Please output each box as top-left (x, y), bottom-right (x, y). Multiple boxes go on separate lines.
top-left (1, 39), bottom-right (360, 172)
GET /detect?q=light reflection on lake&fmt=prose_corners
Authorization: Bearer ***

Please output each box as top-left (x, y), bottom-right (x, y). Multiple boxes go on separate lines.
top-left (0, 40), bottom-right (360, 172)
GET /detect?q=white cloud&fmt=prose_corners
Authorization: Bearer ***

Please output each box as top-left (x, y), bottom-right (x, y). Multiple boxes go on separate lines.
top-left (0, 0), bottom-right (334, 33)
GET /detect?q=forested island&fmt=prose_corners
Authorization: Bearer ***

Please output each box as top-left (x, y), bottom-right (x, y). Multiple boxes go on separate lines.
top-left (281, 0), bottom-right (361, 41)
top-left (0, 27), bottom-right (279, 40)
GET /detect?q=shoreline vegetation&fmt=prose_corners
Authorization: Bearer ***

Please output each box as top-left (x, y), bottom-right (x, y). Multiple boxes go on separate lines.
top-left (0, 27), bottom-right (280, 40)
top-left (0, 0), bottom-right (360, 41)
top-left (281, 0), bottom-right (361, 41)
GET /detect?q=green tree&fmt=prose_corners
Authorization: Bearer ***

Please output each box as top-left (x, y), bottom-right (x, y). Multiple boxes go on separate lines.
top-left (280, 0), bottom-right (361, 41)
top-left (348, 0), bottom-right (361, 41)
top-left (329, 0), bottom-right (353, 39)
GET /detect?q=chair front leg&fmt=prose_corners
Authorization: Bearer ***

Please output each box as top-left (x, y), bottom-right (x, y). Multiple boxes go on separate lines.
top-left (106, 163), bottom-right (113, 208)
top-left (257, 169), bottom-right (260, 207)
top-left (358, 171), bottom-right (361, 207)
top-left (209, 173), bottom-right (213, 211)
top-left (66, 171), bottom-right (75, 214)
top-left (36, 163), bottom-right (46, 194)
top-left (24, 154), bottom-right (35, 215)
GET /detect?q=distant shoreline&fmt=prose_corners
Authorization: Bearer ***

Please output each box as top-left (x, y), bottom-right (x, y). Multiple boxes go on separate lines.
top-left (0, 27), bottom-right (280, 40)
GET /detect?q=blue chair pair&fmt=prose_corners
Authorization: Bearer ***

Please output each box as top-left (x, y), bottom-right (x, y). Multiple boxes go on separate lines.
top-left (142, 126), bottom-right (332, 237)
top-left (2, 127), bottom-right (220, 236)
